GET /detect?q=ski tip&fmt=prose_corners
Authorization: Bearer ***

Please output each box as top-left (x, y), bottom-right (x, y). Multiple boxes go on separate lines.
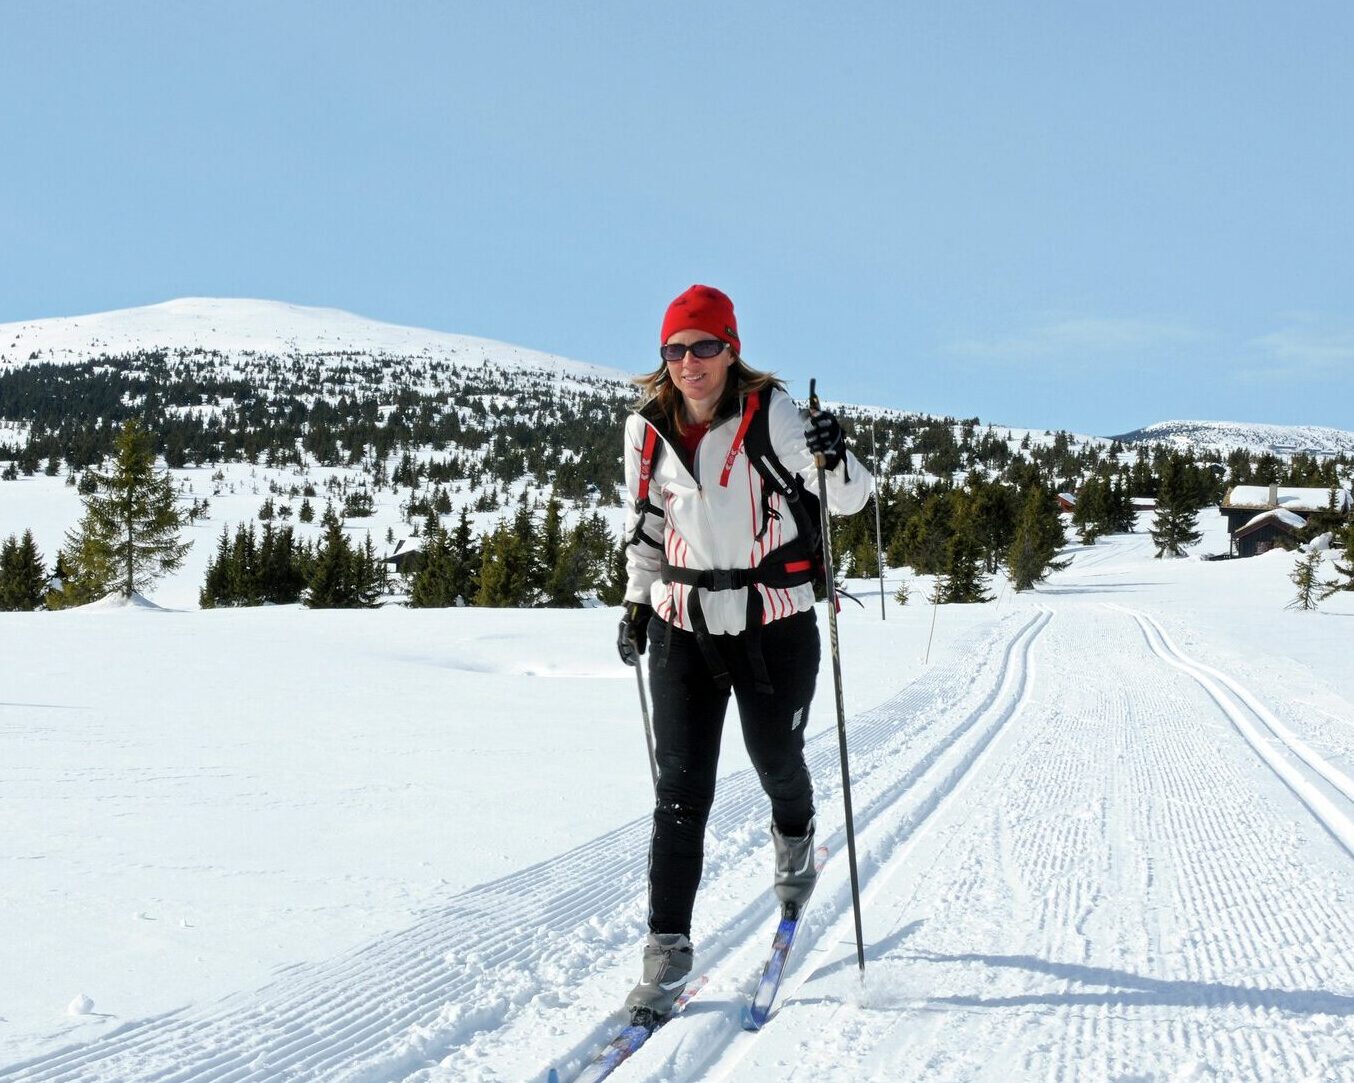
top-left (741, 1005), bottom-right (765, 1032)
top-left (547, 1070), bottom-right (560, 1083)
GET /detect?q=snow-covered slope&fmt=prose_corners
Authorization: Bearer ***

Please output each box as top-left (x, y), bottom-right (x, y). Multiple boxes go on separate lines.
top-left (0, 297), bottom-right (630, 386)
top-left (4, 517), bottom-right (1354, 1081)
top-left (1114, 418), bottom-right (1354, 458)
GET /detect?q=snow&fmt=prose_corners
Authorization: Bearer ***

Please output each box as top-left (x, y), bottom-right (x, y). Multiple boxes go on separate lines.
top-left (4, 514), bottom-right (1354, 1080)
top-left (1240, 507), bottom-right (1308, 531)
top-left (1227, 484), bottom-right (1352, 513)
top-left (0, 297), bottom-right (630, 386)
top-left (1121, 419), bottom-right (1354, 457)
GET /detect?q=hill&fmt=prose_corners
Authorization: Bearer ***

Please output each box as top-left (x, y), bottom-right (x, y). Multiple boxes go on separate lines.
top-left (1113, 419), bottom-right (1354, 458)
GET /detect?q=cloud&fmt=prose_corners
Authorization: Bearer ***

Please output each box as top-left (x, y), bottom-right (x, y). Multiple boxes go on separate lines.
top-left (946, 317), bottom-right (1202, 367)
top-left (1245, 326), bottom-right (1354, 380)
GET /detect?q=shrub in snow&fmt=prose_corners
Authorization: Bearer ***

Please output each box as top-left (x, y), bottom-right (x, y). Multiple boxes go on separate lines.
top-left (1288, 552), bottom-right (1331, 611)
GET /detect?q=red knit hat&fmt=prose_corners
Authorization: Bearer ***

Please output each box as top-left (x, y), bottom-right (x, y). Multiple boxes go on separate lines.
top-left (660, 285), bottom-right (740, 355)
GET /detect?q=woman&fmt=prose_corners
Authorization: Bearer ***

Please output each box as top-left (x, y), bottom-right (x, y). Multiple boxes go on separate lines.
top-left (616, 284), bottom-right (872, 1025)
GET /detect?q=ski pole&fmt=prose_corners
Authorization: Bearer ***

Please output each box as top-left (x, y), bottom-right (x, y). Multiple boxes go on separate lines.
top-left (871, 421), bottom-right (886, 621)
top-left (809, 379), bottom-right (867, 978)
top-left (635, 659), bottom-right (659, 792)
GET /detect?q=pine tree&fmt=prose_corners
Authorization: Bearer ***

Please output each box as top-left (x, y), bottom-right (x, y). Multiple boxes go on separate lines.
top-left (597, 536), bottom-right (629, 607)
top-left (475, 521), bottom-right (525, 607)
top-left (898, 490), bottom-right (957, 575)
top-left (307, 507), bottom-right (358, 608)
top-left (511, 500), bottom-right (544, 604)
top-left (355, 535), bottom-right (385, 607)
top-left (199, 526), bottom-right (233, 608)
top-left (447, 506), bottom-right (479, 604)
top-left (409, 524), bottom-right (458, 608)
top-left (968, 480), bottom-right (1018, 574)
top-left (1150, 452), bottom-right (1203, 559)
top-left (1107, 474), bottom-right (1137, 533)
top-left (1071, 475), bottom-right (1108, 544)
top-left (934, 510), bottom-right (991, 604)
top-left (539, 495), bottom-right (564, 595)
top-left (0, 533), bottom-right (48, 611)
top-left (1288, 551), bottom-right (1328, 611)
top-left (545, 512), bottom-right (615, 607)
top-left (60, 418), bottom-right (191, 600)
top-left (1323, 519), bottom-right (1354, 594)
top-left (1006, 485), bottom-right (1067, 591)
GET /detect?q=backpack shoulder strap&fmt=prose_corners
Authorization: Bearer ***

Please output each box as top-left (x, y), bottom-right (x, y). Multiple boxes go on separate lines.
top-left (628, 422), bottom-right (664, 550)
top-left (742, 390), bottom-right (800, 500)
top-left (737, 389), bottom-right (822, 551)
top-left (637, 422), bottom-right (660, 505)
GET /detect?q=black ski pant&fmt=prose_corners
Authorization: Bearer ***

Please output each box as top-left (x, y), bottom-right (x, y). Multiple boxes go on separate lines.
top-left (644, 609), bottom-right (819, 937)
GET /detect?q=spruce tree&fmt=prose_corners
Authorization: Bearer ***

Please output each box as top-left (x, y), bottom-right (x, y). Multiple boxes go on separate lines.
top-left (899, 490), bottom-right (957, 575)
top-left (1323, 519), bottom-right (1354, 594)
top-left (934, 511), bottom-right (991, 604)
top-left (409, 524), bottom-right (458, 608)
top-left (307, 507), bottom-right (358, 608)
top-left (447, 507), bottom-right (479, 604)
top-left (1150, 452), bottom-right (1203, 559)
top-left (1288, 551), bottom-right (1328, 611)
top-left (1071, 475), bottom-right (1108, 544)
top-left (199, 527), bottom-right (233, 608)
top-left (511, 500), bottom-right (544, 604)
top-left (0, 532), bottom-right (47, 610)
top-left (261, 524), bottom-right (308, 604)
top-left (545, 512), bottom-right (615, 607)
top-left (597, 536), bottom-right (629, 607)
top-left (969, 480), bottom-right (1018, 574)
top-left (540, 495), bottom-right (564, 595)
top-left (475, 522), bottom-right (524, 607)
top-left (1107, 475), bottom-right (1137, 533)
top-left (1006, 485), bottom-right (1067, 591)
top-left (60, 418), bottom-right (190, 600)
top-left (19, 531), bottom-right (47, 608)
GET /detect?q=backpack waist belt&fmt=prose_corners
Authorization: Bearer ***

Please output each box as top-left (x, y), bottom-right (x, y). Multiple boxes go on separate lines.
top-left (660, 539), bottom-right (814, 693)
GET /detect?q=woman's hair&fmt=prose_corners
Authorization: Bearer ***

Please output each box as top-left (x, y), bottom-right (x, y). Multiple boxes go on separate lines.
top-left (632, 354), bottom-right (785, 435)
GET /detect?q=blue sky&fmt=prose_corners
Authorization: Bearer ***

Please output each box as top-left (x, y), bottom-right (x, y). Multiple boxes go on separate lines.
top-left (3, 2), bottom-right (1351, 435)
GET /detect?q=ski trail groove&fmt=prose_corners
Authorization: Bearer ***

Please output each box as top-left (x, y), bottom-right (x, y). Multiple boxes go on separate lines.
top-left (1, 611), bottom-right (1046, 1083)
top-left (1120, 605), bottom-right (1354, 858)
top-left (690, 603), bottom-right (1354, 1081)
top-left (625, 608), bottom-right (1053, 1083)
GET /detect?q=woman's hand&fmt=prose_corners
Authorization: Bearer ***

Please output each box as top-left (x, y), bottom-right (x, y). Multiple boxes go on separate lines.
top-left (804, 411), bottom-right (845, 470)
top-left (617, 602), bottom-right (654, 666)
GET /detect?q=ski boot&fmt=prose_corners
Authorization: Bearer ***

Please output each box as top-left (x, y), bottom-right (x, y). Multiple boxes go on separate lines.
top-left (772, 818), bottom-right (817, 918)
top-left (623, 932), bottom-right (693, 1028)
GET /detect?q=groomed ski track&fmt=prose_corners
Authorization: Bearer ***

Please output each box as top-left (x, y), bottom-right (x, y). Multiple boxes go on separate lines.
top-left (6, 534), bottom-right (1354, 1081)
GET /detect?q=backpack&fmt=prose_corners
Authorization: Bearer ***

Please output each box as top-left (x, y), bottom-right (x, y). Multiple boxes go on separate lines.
top-left (629, 389), bottom-right (827, 598)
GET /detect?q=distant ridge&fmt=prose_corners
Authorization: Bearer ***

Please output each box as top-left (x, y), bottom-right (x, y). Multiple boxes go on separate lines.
top-left (0, 297), bottom-right (631, 385)
top-left (1112, 419), bottom-right (1354, 458)
top-left (4, 300), bottom-right (1347, 459)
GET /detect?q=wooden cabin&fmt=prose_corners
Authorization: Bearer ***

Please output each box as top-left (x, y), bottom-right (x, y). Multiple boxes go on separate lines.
top-left (1232, 508), bottom-right (1305, 558)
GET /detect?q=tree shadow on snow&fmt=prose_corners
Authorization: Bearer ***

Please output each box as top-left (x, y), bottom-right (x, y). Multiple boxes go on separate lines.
top-left (905, 951), bottom-right (1354, 1016)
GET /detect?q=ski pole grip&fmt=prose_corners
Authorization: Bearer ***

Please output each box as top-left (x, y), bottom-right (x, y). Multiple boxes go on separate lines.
top-left (808, 378), bottom-right (825, 468)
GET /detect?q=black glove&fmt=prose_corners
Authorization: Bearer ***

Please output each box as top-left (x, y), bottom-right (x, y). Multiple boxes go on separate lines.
top-left (804, 411), bottom-right (845, 471)
top-left (617, 601), bottom-right (653, 667)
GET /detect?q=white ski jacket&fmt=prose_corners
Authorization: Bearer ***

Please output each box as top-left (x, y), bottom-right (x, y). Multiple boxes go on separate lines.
top-left (623, 387), bottom-right (872, 635)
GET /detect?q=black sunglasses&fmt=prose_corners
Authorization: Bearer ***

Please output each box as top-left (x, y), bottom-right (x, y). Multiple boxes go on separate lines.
top-left (660, 339), bottom-right (728, 363)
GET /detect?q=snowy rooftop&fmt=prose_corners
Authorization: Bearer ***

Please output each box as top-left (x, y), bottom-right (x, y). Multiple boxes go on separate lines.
top-left (1237, 507), bottom-right (1307, 534)
top-left (1225, 485), bottom-right (1352, 513)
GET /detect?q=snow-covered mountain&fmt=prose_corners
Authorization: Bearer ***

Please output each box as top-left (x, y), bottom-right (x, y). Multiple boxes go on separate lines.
top-left (1113, 419), bottom-right (1354, 458)
top-left (0, 297), bottom-right (630, 388)
top-left (6, 299), bottom-right (1348, 463)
